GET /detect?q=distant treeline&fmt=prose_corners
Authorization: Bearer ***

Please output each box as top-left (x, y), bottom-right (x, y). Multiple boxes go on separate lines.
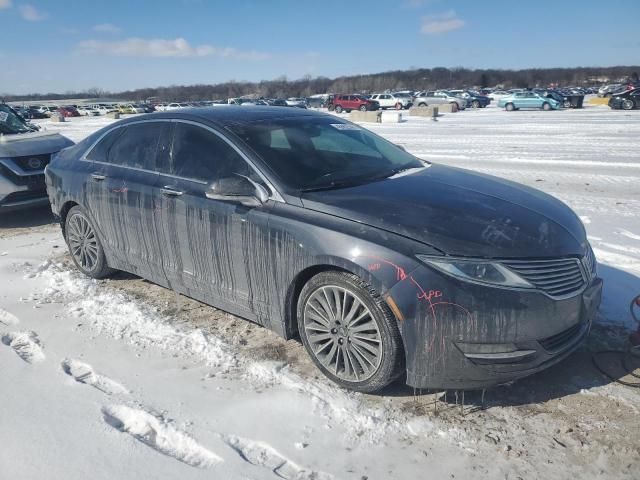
top-left (4, 66), bottom-right (639, 102)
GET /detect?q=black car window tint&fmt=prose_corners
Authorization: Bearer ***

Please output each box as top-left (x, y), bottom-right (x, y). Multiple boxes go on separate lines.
top-left (171, 123), bottom-right (249, 182)
top-left (108, 123), bottom-right (164, 169)
top-left (85, 128), bottom-right (125, 162)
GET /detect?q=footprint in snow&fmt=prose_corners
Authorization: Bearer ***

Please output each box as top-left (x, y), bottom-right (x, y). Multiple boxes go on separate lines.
top-left (1, 331), bottom-right (45, 363)
top-left (61, 358), bottom-right (129, 396)
top-left (102, 405), bottom-right (222, 469)
top-left (0, 307), bottom-right (20, 326)
top-left (223, 434), bottom-right (335, 480)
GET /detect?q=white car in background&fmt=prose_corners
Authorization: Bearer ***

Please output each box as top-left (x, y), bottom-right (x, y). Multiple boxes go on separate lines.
top-left (413, 91), bottom-right (466, 110)
top-left (164, 103), bottom-right (189, 111)
top-left (369, 93), bottom-right (412, 109)
top-left (77, 105), bottom-right (100, 116)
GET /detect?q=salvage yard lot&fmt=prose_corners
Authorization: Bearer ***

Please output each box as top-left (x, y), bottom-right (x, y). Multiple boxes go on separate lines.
top-left (1, 105), bottom-right (639, 479)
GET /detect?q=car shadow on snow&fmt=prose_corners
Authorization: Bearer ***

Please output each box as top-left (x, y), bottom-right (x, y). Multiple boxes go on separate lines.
top-left (0, 205), bottom-right (56, 229)
top-left (380, 264), bottom-right (640, 408)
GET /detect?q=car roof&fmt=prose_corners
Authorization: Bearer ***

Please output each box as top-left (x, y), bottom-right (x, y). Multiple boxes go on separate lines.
top-left (129, 106), bottom-right (326, 126)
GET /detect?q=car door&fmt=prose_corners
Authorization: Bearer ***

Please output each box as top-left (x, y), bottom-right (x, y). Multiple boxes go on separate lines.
top-left (84, 121), bottom-right (170, 284)
top-left (153, 120), bottom-right (274, 321)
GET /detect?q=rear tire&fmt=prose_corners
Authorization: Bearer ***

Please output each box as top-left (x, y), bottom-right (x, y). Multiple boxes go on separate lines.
top-left (335, 105), bottom-right (343, 113)
top-left (622, 99), bottom-right (635, 110)
top-left (297, 271), bottom-right (404, 393)
top-left (359, 105), bottom-right (367, 111)
top-left (472, 100), bottom-right (480, 108)
top-left (64, 206), bottom-right (114, 279)
top-left (505, 103), bottom-right (515, 111)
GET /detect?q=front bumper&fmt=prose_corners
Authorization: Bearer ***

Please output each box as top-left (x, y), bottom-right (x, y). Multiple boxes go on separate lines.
top-left (387, 265), bottom-right (603, 390)
top-left (0, 160), bottom-right (50, 212)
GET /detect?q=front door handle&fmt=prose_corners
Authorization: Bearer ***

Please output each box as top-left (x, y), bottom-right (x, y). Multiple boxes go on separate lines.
top-left (160, 187), bottom-right (184, 196)
top-left (91, 173), bottom-right (106, 181)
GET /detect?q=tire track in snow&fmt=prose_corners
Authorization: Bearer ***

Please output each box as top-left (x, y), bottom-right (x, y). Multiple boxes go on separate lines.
top-left (1, 331), bottom-right (45, 363)
top-left (102, 405), bottom-right (223, 468)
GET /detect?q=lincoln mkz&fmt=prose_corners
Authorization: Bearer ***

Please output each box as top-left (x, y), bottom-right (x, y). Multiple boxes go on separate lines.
top-left (45, 107), bottom-right (602, 392)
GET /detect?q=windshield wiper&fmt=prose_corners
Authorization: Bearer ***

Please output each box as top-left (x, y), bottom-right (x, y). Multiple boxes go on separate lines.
top-left (300, 164), bottom-right (420, 193)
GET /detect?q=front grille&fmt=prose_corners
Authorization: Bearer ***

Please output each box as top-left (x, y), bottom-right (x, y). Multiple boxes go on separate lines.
top-left (0, 163), bottom-right (45, 187)
top-left (14, 154), bottom-right (51, 171)
top-left (501, 257), bottom-right (586, 297)
top-left (583, 245), bottom-right (597, 278)
top-left (539, 322), bottom-right (583, 352)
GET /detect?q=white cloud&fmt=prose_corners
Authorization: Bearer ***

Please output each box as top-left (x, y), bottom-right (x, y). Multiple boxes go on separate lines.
top-left (93, 23), bottom-right (121, 34)
top-left (19, 4), bottom-right (47, 21)
top-left (0, 0), bottom-right (12, 10)
top-left (77, 37), bottom-right (271, 60)
top-left (421, 10), bottom-right (465, 35)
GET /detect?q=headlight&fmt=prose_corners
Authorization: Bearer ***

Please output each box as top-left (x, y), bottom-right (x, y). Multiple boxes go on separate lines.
top-left (416, 255), bottom-right (533, 288)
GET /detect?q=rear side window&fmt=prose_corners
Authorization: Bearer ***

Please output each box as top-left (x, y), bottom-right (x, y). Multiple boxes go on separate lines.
top-left (171, 123), bottom-right (249, 182)
top-left (85, 128), bottom-right (124, 162)
top-left (108, 123), bottom-right (165, 169)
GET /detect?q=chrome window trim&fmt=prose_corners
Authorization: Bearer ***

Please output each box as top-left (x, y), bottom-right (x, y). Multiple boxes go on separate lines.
top-left (79, 118), bottom-right (284, 202)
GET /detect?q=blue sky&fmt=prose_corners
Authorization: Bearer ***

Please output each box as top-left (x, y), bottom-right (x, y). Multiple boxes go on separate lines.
top-left (1, 0), bottom-right (638, 94)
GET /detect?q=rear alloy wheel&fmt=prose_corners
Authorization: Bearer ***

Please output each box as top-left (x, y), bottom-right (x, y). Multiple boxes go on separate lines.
top-left (359, 105), bottom-right (367, 111)
top-left (505, 103), bottom-right (515, 111)
top-left (472, 100), bottom-right (481, 109)
top-left (542, 102), bottom-right (552, 111)
top-left (335, 105), bottom-right (343, 113)
top-left (65, 206), bottom-right (114, 279)
top-left (297, 271), bottom-right (403, 393)
top-left (622, 99), bottom-right (635, 110)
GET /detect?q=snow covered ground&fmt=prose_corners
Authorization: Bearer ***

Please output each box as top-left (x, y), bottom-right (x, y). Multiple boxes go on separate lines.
top-left (1, 103), bottom-right (639, 479)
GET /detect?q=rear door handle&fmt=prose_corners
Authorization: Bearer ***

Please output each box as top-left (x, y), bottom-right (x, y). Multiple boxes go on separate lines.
top-left (160, 187), bottom-right (184, 196)
top-left (91, 173), bottom-right (106, 181)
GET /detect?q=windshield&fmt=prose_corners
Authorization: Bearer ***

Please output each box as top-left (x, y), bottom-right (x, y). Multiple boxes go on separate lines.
top-left (0, 104), bottom-right (34, 134)
top-left (228, 117), bottom-right (425, 191)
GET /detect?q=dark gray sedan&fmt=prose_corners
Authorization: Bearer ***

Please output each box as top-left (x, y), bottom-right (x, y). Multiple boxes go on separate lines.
top-left (45, 107), bottom-right (602, 392)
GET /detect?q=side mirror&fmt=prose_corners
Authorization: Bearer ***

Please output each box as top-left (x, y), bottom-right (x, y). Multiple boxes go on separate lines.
top-left (206, 175), bottom-right (269, 207)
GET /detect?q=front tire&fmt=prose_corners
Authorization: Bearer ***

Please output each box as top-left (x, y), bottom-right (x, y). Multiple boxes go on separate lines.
top-left (334, 105), bottom-right (343, 113)
top-left (542, 102), bottom-right (551, 111)
top-left (65, 206), bottom-right (114, 279)
top-left (297, 271), bottom-right (404, 393)
top-left (472, 100), bottom-right (480, 108)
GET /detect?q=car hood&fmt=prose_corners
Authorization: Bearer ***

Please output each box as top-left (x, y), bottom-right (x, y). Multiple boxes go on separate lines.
top-left (0, 131), bottom-right (75, 157)
top-left (300, 164), bottom-right (587, 258)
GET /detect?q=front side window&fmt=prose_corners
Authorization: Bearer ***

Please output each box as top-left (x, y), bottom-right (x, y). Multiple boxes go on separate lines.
top-left (171, 123), bottom-right (250, 182)
top-left (229, 117), bottom-right (424, 191)
top-left (85, 128), bottom-right (125, 162)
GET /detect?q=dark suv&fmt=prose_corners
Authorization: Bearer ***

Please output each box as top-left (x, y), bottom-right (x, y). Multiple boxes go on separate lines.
top-left (329, 95), bottom-right (379, 113)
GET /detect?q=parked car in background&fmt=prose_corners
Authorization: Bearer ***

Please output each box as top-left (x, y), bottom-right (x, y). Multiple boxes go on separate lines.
top-left (608, 88), bottom-right (640, 110)
top-left (117, 104), bottom-right (145, 114)
top-left (285, 98), bottom-right (308, 108)
top-left (597, 84), bottom-right (624, 97)
top-left (57, 106), bottom-right (81, 117)
top-left (45, 107), bottom-right (601, 392)
top-left (369, 93), bottom-right (412, 110)
top-left (77, 105), bottom-right (100, 116)
top-left (330, 94), bottom-right (380, 113)
top-left (449, 90), bottom-right (490, 108)
top-left (267, 99), bottom-right (289, 107)
top-left (306, 97), bottom-right (327, 108)
top-left (413, 91), bottom-right (466, 110)
top-left (13, 106), bottom-right (49, 120)
top-left (0, 103), bottom-right (74, 211)
top-left (498, 92), bottom-right (560, 111)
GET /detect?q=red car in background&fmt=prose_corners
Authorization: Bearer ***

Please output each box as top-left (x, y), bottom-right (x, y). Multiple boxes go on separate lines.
top-left (57, 106), bottom-right (81, 117)
top-left (328, 94), bottom-right (379, 113)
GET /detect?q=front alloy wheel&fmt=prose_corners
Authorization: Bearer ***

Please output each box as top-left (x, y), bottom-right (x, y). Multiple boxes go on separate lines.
top-left (297, 271), bottom-right (403, 392)
top-left (622, 99), bottom-right (634, 110)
